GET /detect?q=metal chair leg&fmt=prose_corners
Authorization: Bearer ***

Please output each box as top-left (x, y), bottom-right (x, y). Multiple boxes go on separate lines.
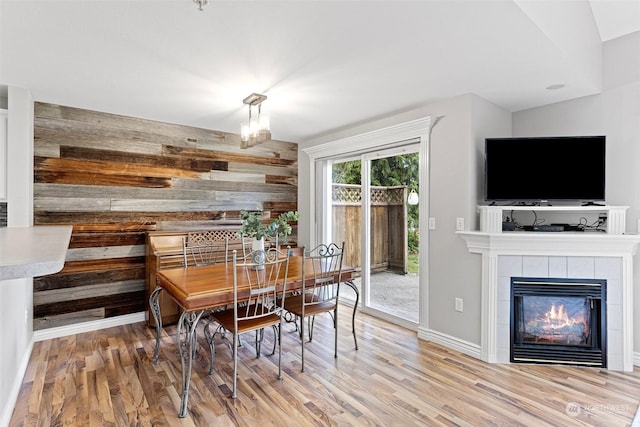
top-left (177, 310), bottom-right (205, 417)
top-left (334, 306), bottom-right (338, 358)
top-left (232, 332), bottom-right (239, 399)
top-left (271, 325), bottom-right (278, 355)
top-left (343, 280), bottom-right (359, 350)
top-left (204, 321), bottom-right (216, 375)
top-left (149, 287), bottom-right (163, 362)
top-left (300, 311), bottom-right (305, 372)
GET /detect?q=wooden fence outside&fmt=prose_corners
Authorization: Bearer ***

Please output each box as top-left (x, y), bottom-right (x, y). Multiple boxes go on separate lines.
top-left (331, 184), bottom-right (407, 274)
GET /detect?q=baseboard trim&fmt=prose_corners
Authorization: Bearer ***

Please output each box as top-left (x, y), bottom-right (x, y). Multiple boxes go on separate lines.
top-left (417, 327), bottom-right (482, 360)
top-left (420, 330), bottom-right (640, 369)
top-left (33, 312), bottom-right (146, 342)
top-left (1, 339), bottom-right (34, 427)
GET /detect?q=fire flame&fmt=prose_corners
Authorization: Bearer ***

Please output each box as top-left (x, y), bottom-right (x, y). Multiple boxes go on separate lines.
top-left (544, 304), bottom-right (576, 329)
top-left (524, 301), bottom-right (589, 344)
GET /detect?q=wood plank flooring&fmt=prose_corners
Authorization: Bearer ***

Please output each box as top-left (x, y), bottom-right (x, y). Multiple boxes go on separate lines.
top-left (10, 307), bottom-right (640, 426)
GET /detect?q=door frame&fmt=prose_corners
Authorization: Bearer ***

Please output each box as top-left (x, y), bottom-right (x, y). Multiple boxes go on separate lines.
top-left (303, 117), bottom-right (436, 331)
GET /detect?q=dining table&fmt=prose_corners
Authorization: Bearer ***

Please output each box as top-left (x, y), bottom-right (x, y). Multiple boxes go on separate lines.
top-left (148, 254), bottom-right (358, 418)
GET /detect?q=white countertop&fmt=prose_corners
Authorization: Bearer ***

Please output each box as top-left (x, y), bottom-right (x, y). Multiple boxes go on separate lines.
top-left (0, 225), bottom-right (73, 281)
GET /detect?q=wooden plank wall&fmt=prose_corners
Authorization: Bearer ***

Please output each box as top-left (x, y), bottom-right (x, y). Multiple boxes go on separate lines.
top-left (33, 102), bottom-right (298, 330)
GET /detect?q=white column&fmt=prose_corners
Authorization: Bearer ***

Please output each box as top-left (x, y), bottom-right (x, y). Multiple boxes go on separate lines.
top-left (7, 86), bottom-right (34, 227)
top-left (481, 252), bottom-right (498, 363)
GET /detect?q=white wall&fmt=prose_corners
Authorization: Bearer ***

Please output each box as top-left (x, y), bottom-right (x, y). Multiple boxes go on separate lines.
top-left (427, 95), bottom-right (510, 345)
top-left (513, 32), bottom-right (640, 355)
top-left (469, 94), bottom-right (513, 223)
top-left (426, 95), bottom-right (481, 343)
top-left (299, 93), bottom-right (511, 349)
top-left (0, 86), bottom-right (34, 427)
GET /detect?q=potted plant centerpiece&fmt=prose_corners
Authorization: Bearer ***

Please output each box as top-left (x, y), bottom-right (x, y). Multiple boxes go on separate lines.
top-left (270, 210), bottom-right (300, 247)
top-left (239, 210), bottom-right (299, 257)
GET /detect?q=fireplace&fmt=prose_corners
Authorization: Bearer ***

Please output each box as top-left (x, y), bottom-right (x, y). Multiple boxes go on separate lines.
top-left (511, 277), bottom-right (607, 368)
top-left (458, 229), bottom-right (640, 371)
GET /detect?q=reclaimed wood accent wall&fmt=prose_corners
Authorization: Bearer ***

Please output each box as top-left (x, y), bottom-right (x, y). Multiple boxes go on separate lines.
top-left (33, 102), bottom-right (298, 330)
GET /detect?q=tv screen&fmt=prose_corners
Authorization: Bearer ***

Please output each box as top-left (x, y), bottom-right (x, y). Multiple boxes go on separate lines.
top-left (484, 136), bottom-right (606, 203)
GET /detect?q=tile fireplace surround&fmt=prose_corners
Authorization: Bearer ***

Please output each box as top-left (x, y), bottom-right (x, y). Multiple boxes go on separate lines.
top-left (458, 232), bottom-right (640, 371)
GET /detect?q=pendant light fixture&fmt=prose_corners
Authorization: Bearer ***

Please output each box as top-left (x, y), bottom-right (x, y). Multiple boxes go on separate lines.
top-left (193, 0), bottom-right (209, 11)
top-left (240, 93), bottom-right (271, 149)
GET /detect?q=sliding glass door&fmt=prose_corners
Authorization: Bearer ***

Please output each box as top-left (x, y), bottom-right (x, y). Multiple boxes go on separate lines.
top-left (330, 143), bottom-right (420, 327)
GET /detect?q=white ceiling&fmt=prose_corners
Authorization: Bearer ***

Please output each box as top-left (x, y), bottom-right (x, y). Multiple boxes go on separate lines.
top-left (1, 0), bottom-right (639, 143)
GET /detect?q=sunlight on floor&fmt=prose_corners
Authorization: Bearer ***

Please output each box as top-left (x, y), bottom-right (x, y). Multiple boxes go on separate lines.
top-left (341, 271), bottom-right (419, 323)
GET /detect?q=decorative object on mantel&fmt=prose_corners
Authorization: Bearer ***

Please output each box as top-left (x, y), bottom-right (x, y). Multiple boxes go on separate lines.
top-left (238, 210), bottom-right (299, 249)
top-left (193, 0), bottom-right (209, 11)
top-left (240, 93), bottom-right (271, 149)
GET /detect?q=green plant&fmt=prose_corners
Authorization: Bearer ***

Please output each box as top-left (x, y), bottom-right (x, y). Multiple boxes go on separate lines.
top-left (271, 211), bottom-right (299, 242)
top-left (407, 253), bottom-right (420, 274)
top-left (239, 210), bottom-right (299, 241)
top-left (408, 228), bottom-right (419, 254)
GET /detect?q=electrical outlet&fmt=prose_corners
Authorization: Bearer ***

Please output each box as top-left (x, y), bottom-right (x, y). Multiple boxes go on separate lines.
top-left (428, 218), bottom-right (436, 230)
top-left (455, 298), bottom-right (463, 312)
top-left (456, 217), bottom-right (464, 231)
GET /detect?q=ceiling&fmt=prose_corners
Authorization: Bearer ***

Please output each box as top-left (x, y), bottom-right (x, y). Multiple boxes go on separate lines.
top-left (1, 0), bottom-right (639, 143)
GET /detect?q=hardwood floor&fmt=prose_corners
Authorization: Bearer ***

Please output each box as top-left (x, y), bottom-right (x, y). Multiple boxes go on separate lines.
top-left (10, 307), bottom-right (640, 426)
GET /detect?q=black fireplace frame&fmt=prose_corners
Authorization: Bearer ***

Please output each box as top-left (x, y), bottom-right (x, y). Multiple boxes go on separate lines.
top-left (510, 277), bottom-right (607, 368)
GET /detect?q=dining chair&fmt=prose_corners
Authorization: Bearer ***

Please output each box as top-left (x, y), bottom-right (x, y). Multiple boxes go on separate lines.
top-left (183, 231), bottom-right (230, 267)
top-left (208, 248), bottom-right (289, 398)
top-left (283, 242), bottom-right (344, 372)
top-left (182, 231), bottom-right (234, 372)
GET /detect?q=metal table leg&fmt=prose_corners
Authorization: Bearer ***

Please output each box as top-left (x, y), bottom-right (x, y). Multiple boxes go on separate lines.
top-left (342, 280), bottom-right (359, 350)
top-left (149, 286), bottom-right (163, 362)
top-left (177, 310), bottom-right (205, 418)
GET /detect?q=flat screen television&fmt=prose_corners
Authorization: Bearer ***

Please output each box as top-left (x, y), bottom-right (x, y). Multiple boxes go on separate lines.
top-left (484, 136), bottom-right (606, 203)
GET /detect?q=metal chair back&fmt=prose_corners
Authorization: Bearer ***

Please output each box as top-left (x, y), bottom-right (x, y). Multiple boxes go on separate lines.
top-left (302, 242), bottom-right (345, 310)
top-left (183, 231), bottom-right (230, 266)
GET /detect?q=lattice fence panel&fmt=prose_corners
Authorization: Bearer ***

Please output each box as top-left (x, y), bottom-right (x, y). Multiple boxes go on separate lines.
top-left (333, 184), bottom-right (406, 206)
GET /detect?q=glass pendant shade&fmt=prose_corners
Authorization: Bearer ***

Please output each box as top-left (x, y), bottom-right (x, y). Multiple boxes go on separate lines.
top-left (259, 112), bottom-right (270, 132)
top-left (240, 122), bottom-right (250, 142)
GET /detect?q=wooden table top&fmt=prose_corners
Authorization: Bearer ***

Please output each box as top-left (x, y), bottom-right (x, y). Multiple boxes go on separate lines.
top-left (156, 256), bottom-right (352, 312)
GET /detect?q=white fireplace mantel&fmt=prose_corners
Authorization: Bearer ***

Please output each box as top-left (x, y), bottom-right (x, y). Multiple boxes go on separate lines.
top-left (458, 230), bottom-right (640, 371)
top-left (460, 231), bottom-right (640, 257)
